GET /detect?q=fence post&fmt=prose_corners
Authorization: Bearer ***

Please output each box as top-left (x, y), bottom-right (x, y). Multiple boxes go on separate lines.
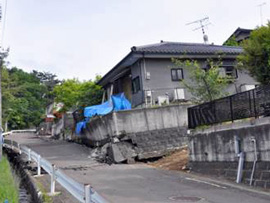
top-left (37, 155), bottom-right (41, 176)
top-left (213, 101), bottom-right (217, 124)
top-left (230, 96), bottom-right (234, 122)
top-left (50, 164), bottom-right (56, 195)
top-left (253, 89), bottom-right (257, 118)
top-left (84, 184), bottom-right (91, 203)
top-left (28, 148), bottom-right (31, 162)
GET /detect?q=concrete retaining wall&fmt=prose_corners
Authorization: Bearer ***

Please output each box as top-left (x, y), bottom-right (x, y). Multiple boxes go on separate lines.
top-left (189, 117), bottom-right (270, 189)
top-left (79, 104), bottom-right (189, 160)
top-left (82, 104), bottom-right (189, 145)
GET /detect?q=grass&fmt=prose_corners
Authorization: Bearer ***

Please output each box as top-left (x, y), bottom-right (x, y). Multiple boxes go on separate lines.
top-left (0, 155), bottom-right (19, 203)
top-left (36, 180), bottom-right (53, 203)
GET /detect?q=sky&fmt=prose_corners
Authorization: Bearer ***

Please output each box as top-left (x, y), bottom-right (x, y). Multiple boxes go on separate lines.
top-left (2, 0), bottom-right (270, 81)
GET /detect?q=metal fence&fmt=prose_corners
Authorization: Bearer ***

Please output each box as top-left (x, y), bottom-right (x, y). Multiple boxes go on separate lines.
top-left (2, 131), bottom-right (108, 203)
top-left (188, 85), bottom-right (270, 129)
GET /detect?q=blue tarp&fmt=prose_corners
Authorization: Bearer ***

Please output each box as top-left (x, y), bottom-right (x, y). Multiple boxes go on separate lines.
top-left (76, 93), bottom-right (131, 135)
top-left (75, 121), bottom-right (87, 135)
top-left (84, 100), bottom-right (113, 118)
top-left (111, 93), bottom-right (132, 111)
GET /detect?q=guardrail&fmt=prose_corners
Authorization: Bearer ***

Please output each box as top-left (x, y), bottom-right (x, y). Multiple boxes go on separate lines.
top-left (2, 132), bottom-right (108, 203)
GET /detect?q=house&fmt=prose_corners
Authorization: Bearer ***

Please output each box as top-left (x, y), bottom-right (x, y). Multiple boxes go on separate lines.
top-left (98, 41), bottom-right (258, 108)
top-left (224, 27), bottom-right (253, 44)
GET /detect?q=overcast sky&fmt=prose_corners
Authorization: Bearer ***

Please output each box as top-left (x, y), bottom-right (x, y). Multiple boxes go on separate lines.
top-left (2, 0), bottom-right (270, 81)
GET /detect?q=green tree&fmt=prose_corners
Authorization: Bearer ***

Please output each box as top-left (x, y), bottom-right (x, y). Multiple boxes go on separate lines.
top-left (53, 76), bottom-right (103, 111)
top-left (172, 59), bottom-right (230, 103)
top-left (223, 35), bottom-right (239, 46)
top-left (2, 66), bottom-right (49, 130)
top-left (237, 23), bottom-right (270, 84)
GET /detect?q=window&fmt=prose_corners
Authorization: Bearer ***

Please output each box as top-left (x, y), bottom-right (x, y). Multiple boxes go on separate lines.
top-left (225, 66), bottom-right (238, 79)
top-left (171, 68), bottom-right (184, 81)
top-left (132, 77), bottom-right (140, 94)
top-left (220, 66), bottom-right (238, 79)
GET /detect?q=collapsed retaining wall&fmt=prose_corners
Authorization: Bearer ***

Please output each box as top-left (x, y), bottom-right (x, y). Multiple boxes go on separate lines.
top-left (189, 117), bottom-right (270, 189)
top-left (79, 104), bottom-right (190, 161)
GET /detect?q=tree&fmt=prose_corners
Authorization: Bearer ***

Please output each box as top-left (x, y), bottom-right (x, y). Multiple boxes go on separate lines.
top-left (1, 67), bottom-right (49, 130)
top-left (172, 58), bottom-right (230, 103)
top-left (237, 23), bottom-right (270, 85)
top-left (223, 35), bottom-right (239, 46)
top-left (53, 76), bottom-right (103, 111)
top-left (32, 71), bottom-right (61, 103)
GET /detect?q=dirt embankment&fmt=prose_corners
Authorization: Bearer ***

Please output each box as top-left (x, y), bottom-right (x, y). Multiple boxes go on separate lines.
top-left (149, 146), bottom-right (188, 171)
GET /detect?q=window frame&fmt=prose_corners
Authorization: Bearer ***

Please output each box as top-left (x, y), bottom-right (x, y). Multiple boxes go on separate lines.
top-left (220, 66), bottom-right (238, 79)
top-left (132, 76), bottom-right (141, 94)
top-left (171, 68), bottom-right (184, 81)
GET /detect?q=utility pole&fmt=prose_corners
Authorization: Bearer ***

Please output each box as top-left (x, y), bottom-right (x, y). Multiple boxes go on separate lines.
top-left (258, 2), bottom-right (266, 26)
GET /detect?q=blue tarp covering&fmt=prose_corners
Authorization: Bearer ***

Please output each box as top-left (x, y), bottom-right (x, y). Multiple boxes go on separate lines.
top-left (75, 121), bottom-right (87, 135)
top-left (76, 93), bottom-right (131, 135)
top-left (111, 93), bottom-right (132, 111)
top-left (84, 100), bottom-right (113, 118)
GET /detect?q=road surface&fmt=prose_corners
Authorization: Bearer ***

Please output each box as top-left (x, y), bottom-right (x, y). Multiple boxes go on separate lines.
top-left (7, 133), bottom-right (270, 203)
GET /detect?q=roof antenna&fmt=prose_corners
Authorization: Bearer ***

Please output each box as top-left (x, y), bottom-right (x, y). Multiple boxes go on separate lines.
top-left (186, 17), bottom-right (211, 44)
top-left (257, 2), bottom-right (266, 26)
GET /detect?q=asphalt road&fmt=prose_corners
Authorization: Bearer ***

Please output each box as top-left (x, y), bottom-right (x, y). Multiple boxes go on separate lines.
top-left (7, 133), bottom-right (270, 203)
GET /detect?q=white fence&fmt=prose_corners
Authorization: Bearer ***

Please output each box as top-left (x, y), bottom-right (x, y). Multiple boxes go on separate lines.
top-left (2, 131), bottom-right (108, 203)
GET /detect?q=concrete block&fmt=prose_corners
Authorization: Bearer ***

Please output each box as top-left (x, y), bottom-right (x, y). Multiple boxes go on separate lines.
top-left (261, 172), bottom-right (270, 180)
top-left (255, 180), bottom-right (266, 188)
top-left (265, 181), bottom-right (270, 189)
top-left (108, 143), bottom-right (126, 163)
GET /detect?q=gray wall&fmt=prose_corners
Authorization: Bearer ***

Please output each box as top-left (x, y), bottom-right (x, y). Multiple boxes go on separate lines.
top-left (131, 58), bottom-right (258, 107)
top-left (189, 117), bottom-right (270, 189)
top-left (80, 104), bottom-right (190, 145)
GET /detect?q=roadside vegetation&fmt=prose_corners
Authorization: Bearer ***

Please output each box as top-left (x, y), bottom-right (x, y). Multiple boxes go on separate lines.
top-left (0, 156), bottom-right (19, 203)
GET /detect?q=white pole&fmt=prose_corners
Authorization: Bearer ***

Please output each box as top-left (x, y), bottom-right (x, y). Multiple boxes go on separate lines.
top-left (84, 184), bottom-right (91, 203)
top-left (28, 148), bottom-right (31, 162)
top-left (50, 164), bottom-right (56, 195)
top-left (37, 155), bottom-right (41, 176)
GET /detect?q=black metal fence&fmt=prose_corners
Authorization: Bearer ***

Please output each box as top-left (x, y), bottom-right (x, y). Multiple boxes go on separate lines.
top-left (188, 85), bottom-right (270, 129)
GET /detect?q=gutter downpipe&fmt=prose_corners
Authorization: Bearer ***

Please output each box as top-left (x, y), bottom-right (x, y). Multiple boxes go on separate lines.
top-left (235, 136), bottom-right (244, 184)
top-left (236, 152), bottom-right (245, 183)
top-left (249, 138), bottom-right (257, 186)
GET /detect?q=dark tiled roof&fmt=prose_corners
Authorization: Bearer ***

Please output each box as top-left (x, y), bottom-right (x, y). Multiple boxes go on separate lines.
top-left (131, 41), bottom-right (242, 55)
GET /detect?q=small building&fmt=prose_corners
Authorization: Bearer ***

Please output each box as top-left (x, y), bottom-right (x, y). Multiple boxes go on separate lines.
top-left (98, 41), bottom-right (258, 108)
top-left (224, 27), bottom-right (253, 44)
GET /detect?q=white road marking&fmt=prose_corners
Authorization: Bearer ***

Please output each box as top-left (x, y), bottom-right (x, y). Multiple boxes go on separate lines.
top-left (185, 177), bottom-right (227, 189)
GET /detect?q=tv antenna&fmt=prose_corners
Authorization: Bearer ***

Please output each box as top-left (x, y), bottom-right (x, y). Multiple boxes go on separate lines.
top-left (186, 17), bottom-right (211, 44)
top-left (257, 2), bottom-right (266, 26)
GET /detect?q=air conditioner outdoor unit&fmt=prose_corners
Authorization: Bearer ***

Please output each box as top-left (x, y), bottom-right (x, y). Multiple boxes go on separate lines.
top-left (157, 95), bottom-right (169, 106)
top-left (174, 88), bottom-right (185, 100)
top-left (241, 85), bottom-right (255, 92)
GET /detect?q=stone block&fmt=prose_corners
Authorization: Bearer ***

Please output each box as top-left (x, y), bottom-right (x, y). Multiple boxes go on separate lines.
top-left (255, 180), bottom-right (266, 188)
top-left (265, 181), bottom-right (270, 189)
top-left (261, 172), bottom-right (270, 180)
top-left (225, 170), bottom-right (237, 178)
top-left (256, 162), bottom-right (268, 170)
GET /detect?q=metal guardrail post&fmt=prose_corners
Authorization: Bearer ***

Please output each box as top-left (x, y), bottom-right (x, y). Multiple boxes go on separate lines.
top-left (37, 155), bottom-right (41, 176)
top-left (85, 184), bottom-right (91, 203)
top-left (28, 148), bottom-right (31, 162)
top-left (50, 164), bottom-right (56, 195)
